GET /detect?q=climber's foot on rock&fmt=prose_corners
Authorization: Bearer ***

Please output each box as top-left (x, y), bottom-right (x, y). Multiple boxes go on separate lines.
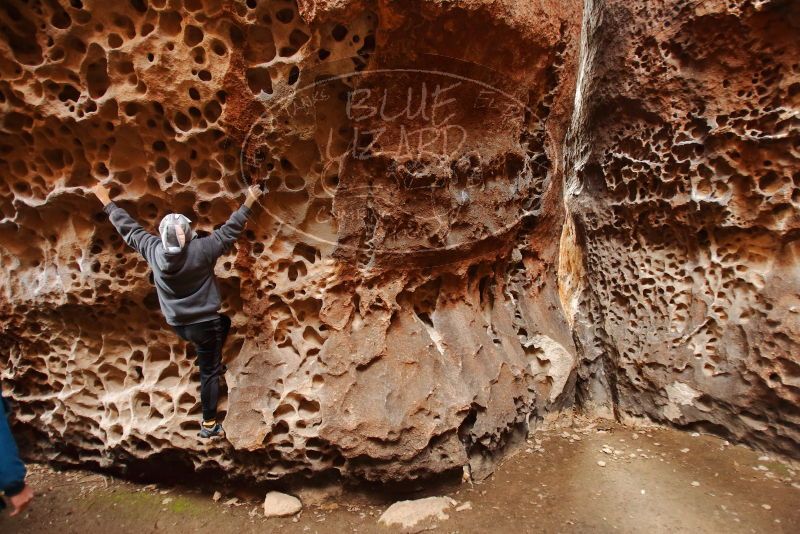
top-left (198, 420), bottom-right (224, 439)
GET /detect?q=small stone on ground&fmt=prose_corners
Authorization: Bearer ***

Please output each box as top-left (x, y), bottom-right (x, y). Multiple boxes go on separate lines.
top-left (378, 496), bottom-right (457, 529)
top-left (263, 491), bottom-right (303, 517)
top-left (455, 501), bottom-right (472, 512)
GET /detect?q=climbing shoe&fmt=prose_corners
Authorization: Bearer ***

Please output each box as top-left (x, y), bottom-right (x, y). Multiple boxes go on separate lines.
top-left (198, 420), bottom-right (224, 439)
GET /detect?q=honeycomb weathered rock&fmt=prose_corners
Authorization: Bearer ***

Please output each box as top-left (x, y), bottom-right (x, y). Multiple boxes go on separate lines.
top-left (0, 0), bottom-right (797, 483)
top-left (565, 0), bottom-right (800, 457)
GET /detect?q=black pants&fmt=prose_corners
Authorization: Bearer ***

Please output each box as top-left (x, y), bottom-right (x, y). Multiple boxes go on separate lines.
top-left (172, 314), bottom-right (231, 421)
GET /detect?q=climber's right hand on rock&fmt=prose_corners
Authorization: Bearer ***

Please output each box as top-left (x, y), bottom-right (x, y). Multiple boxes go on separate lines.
top-left (91, 183), bottom-right (112, 206)
top-left (244, 184), bottom-right (264, 209)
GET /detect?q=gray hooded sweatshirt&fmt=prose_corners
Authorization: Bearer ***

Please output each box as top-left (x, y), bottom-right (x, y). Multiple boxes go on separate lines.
top-left (104, 201), bottom-right (252, 326)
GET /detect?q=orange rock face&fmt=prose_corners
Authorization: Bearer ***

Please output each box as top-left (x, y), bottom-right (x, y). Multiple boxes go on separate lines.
top-left (0, 0), bottom-right (797, 482)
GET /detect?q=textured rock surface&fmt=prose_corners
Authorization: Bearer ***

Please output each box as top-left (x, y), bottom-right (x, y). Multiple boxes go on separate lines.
top-left (565, 0), bottom-right (800, 458)
top-left (0, 0), bottom-right (797, 484)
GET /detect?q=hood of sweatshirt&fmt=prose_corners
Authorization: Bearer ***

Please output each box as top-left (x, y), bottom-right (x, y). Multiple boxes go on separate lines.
top-left (156, 213), bottom-right (194, 273)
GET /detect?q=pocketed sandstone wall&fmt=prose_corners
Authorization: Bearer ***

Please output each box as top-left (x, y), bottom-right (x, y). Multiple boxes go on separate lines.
top-left (0, 0), bottom-right (582, 481)
top-left (0, 0), bottom-right (797, 483)
top-left (566, 0), bottom-right (800, 456)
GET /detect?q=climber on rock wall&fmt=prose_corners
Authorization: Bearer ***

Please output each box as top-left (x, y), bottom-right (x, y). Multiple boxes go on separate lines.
top-left (1, 391), bottom-right (34, 516)
top-left (90, 182), bottom-right (264, 438)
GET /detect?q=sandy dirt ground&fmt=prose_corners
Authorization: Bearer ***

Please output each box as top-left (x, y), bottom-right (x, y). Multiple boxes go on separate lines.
top-left (2, 422), bottom-right (798, 533)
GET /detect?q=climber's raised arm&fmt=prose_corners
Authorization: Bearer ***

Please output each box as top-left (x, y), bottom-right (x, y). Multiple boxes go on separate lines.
top-left (204, 184), bottom-right (263, 259)
top-left (91, 183), bottom-right (160, 264)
